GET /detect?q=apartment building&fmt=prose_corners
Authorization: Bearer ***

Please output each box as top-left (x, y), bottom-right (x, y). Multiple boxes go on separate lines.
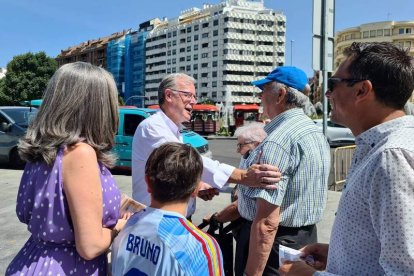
top-left (333, 21), bottom-right (414, 102)
top-left (56, 30), bottom-right (129, 68)
top-left (335, 21), bottom-right (414, 68)
top-left (144, 0), bottom-right (286, 106)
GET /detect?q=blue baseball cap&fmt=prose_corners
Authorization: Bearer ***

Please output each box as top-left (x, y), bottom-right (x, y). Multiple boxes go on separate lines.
top-left (251, 66), bottom-right (308, 92)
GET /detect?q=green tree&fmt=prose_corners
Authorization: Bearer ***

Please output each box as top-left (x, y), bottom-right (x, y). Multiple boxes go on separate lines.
top-left (2, 52), bottom-right (57, 105)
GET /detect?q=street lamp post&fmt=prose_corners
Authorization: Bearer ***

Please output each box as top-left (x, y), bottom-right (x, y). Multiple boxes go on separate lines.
top-left (290, 40), bottom-right (294, 66)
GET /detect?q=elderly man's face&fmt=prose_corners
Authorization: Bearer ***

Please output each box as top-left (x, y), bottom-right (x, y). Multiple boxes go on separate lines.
top-left (259, 82), bottom-right (279, 119)
top-left (236, 137), bottom-right (258, 156)
top-left (165, 78), bottom-right (197, 124)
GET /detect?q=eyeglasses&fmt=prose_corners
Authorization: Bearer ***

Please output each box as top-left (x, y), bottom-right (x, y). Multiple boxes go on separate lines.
top-left (327, 77), bottom-right (365, 92)
top-left (170, 89), bottom-right (198, 102)
top-left (237, 141), bottom-right (255, 150)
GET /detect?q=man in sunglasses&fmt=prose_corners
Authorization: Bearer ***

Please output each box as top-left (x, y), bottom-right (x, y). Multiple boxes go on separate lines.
top-left (280, 43), bottom-right (414, 275)
top-left (131, 73), bottom-right (281, 220)
top-left (236, 66), bottom-right (331, 276)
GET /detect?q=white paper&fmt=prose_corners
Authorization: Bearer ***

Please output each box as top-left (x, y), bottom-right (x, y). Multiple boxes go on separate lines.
top-left (279, 245), bottom-right (302, 266)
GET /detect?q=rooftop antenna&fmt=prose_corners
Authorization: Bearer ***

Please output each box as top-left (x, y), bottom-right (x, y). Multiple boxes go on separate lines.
top-left (387, 12), bottom-right (391, 20)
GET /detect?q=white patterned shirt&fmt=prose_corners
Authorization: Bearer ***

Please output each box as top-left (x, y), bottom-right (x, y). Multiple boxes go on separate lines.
top-left (316, 116), bottom-right (414, 275)
top-left (238, 108), bottom-right (331, 227)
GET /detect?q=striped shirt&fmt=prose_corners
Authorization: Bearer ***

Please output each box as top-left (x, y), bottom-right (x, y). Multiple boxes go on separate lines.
top-left (238, 108), bottom-right (330, 227)
top-left (112, 207), bottom-right (224, 276)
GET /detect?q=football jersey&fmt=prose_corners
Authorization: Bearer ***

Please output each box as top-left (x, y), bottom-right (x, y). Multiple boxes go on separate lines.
top-left (112, 207), bottom-right (224, 276)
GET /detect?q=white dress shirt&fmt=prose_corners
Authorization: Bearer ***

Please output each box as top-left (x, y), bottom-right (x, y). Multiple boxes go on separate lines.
top-left (132, 110), bottom-right (234, 217)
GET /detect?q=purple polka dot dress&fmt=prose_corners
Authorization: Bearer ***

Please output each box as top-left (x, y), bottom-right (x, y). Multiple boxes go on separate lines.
top-left (6, 147), bottom-right (121, 276)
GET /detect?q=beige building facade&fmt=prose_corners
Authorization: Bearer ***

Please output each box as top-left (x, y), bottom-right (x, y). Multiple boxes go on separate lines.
top-left (335, 21), bottom-right (414, 102)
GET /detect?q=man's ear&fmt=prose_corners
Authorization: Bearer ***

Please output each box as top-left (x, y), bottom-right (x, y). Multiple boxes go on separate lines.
top-left (355, 80), bottom-right (373, 102)
top-left (190, 181), bottom-right (202, 198)
top-left (164, 89), bottom-right (174, 103)
top-left (276, 87), bottom-right (287, 104)
top-left (145, 175), bottom-right (152, 193)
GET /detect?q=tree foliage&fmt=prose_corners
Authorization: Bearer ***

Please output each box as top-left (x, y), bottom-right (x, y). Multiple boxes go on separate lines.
top-left (1, 52), bottom-right (57, 105)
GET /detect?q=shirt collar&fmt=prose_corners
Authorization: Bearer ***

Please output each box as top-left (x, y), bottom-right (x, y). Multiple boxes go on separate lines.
top-left (356, 115), bottom-right (414, 148)
top-left (159, 110), bottom-right (182, 139)
top-left (264, 108), bottom-right (305, 134)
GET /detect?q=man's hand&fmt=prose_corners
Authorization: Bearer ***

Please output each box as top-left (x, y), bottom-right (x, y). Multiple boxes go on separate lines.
top-left (279, 260), bottom-right (317, 276)
top-left (244, 164), bottom-right (281, 189)
top-left (197, 182), bottom-right (219, 201)
top-left (300, 243), bottom-right (329, 270)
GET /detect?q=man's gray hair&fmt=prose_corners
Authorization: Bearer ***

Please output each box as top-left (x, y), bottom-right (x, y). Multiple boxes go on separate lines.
top-left (234, 122), bottom-right (267, 143)
top-left (268, 82), bottom-right (310, 110)
top-left (158, 73), bottom-right (196, 105)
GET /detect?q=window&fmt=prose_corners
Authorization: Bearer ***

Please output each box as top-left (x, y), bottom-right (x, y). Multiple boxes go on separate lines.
top-left (186, 65), bottom-right (191, 71)
top-left (212, 81), bottom-right (217, 88)
top-left (194, 54), bottom-right (198, 60)
top-left (202, 43), bottom-right (209, 48)
top-left (399, 28), bottom-right (405, 34)
top-left (213, 19), bottom-right (219, 26)
top-left (187, 36), bottom-right (191, 42)
top-left (167, 41), bottom-right (171, 47)
top-left (201, 83), bottom-right (208, 87)
top-left (179, 57), bottom-right (185, 62)
top-left (180, 48), bottom-right (185, 53)
top-left (377, 29), bottom-right (383, 36)
top-left (194, 25), bottom-right (199, 31)
top-left (168, 33), bottom-right (172, 38)
top-left (179, 66), bottom-right (185, 71)
top-left (193, 64), bottom-right (198, 70)
top-left (167, 50), bottom-right (171, 56)
top-left (180, 38), bottom-right (185, 43)
top-left (384, 29), bottom-right (391, 36)
top-left (186, 55), bottom-right (191, 61)
top-left (202, 32), bottom-right (209, 38)
top-left (363, 31), bottom-right (369, 38)
top-left (213, 40), bottom-right (218, 46)
top-left (370, 30), bottom-right (376, 37)
top-left (213, 50), bottom-right (218, 57)
top-left (212, 61), bottom-right (217, 67)
top-left (180, 29), bottom-right (186, 34)
top-left (201, 72), bottom-right (208, 77)
top-left (202, 22), bottom-right (209, 28)
top-left (212, 71), bottom-right (217, 77)
top-left (201, 63), bottom-right (208, 68)
top-left (173, 31), bottom-right (177, 37)
top-left (124, 114), bottom-right (145, 136)
top-left (172, 67), bottom-right (176, 73)
top-left (213, 30), bottom-right (219, 36)
top-left (194, 34), bottom-right (199, 41)
top-left (193, 73), bottom-right (198, 79)
top-left (187, 46), bottom-right (191, 52)
top-left (172, 49), bottom-right (176, 55)
top-left (172, 58), bottom-right (176, 64)
top-left (194, 45), bottom-right (199, 51)
top-left (167, 59), bottom-right (171, 65)
top-left (172, 40), bottom-right (176, 46)
top-left (201, 53), bottom-right (208, 58)
top-left (187, 26), bottom-right (192, 33)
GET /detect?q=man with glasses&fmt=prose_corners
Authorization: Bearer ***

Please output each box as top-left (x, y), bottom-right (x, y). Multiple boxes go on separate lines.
top-left (131, 73), bottom-right (281, 220)
top-left (280, 42), bottom-right (414, 275)
top-left (235, 66), bottom-right (331, 276)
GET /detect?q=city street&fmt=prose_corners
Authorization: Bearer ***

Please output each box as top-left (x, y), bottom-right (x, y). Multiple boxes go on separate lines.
top-left (0, 139), bottom-right (340, 274)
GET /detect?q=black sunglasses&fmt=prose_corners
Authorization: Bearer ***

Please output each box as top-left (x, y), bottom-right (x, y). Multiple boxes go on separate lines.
top-left (328, 77), bottom-right (365, 91)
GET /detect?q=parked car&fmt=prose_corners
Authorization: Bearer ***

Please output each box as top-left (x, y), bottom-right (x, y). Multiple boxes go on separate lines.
top-left (114, 106), bottom-right (212, 169)
top-left (23, 100), bottom-right (212, 169)
top-left (0, 106), bottom-right (38, 168)
top-left (313, 119), bottom-right (355, 147)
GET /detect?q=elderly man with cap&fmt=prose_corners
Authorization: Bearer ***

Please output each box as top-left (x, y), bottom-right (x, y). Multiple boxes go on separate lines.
top-left (235, 66), bottom-right (330, 276)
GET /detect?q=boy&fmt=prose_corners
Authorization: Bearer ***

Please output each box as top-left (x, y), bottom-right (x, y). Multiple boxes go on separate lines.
top-left (112, 142), bottom-right (224, 275)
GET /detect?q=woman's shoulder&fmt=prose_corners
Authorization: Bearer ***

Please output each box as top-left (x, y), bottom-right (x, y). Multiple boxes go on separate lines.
top-left (64, 142), bottom-right (97, 162)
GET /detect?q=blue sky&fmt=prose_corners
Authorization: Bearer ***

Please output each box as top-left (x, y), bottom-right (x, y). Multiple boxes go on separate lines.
top-left (1, 0), bottom-right (413, 76)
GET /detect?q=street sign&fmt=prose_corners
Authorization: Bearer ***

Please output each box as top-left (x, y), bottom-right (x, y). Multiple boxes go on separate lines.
top-left (312, 0), bottom-right (335, 71)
